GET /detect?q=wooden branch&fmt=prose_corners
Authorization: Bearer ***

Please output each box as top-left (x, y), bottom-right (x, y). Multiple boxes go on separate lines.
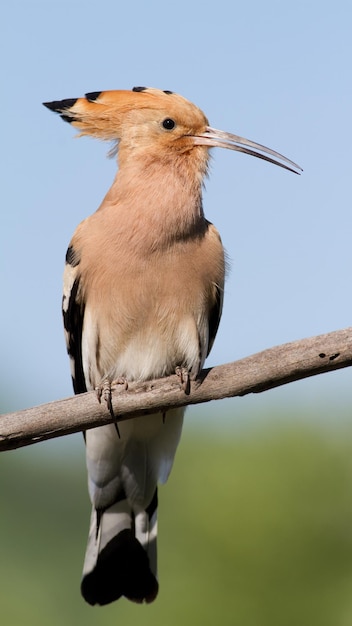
top-left (1, 328), bottom-right (351, 452)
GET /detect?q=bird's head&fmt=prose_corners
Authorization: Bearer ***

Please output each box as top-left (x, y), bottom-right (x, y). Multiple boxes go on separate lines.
top-left (43, 86), bottom-right (301, 174)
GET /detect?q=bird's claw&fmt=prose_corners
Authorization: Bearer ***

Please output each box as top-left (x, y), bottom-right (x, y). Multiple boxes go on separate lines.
top-left (175, 366), bottom-right (191, 395)
top-left (95, 377), bottom-right (128, 437)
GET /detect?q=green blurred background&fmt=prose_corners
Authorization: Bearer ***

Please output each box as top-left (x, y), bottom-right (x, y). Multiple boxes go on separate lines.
top-left (1, 400), bottom-right (352, 626)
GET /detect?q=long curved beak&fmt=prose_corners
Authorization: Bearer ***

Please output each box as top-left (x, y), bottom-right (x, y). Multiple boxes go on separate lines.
top-left (193, 126), bottom-right (302, 175)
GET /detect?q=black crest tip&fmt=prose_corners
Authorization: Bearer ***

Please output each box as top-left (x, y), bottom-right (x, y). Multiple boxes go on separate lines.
top-left (43, 98), bottom-right (78, 113)
top-left (85, 91), bottom-right (102, 102)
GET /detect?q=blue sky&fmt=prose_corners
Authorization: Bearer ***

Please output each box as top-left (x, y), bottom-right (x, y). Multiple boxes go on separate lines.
top-left (1, 0), bottom-right (351, 427)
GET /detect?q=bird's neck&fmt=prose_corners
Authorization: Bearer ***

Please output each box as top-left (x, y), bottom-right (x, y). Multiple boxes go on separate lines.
top-left (100, 151), bottom-right (208, 249)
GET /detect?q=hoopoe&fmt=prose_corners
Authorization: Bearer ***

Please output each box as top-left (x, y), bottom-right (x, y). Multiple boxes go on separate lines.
top-left (43, 87), bottom-right (301, 606)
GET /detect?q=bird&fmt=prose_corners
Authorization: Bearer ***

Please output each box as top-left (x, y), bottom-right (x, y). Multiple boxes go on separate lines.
top-left (43, 86), bottom-right (301, 606)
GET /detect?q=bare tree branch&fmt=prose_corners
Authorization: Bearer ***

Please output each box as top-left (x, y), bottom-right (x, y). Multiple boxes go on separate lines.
top-left (1, 328), bottom-right (351, 452)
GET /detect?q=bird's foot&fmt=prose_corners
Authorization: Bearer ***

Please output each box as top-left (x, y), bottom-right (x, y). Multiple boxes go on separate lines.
top-left (95, 377), bottom-right (128, 438)
top-left (175, 366), bottom-right (191, 395)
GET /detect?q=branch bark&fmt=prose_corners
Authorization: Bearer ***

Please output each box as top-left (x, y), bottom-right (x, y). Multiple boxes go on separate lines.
top-left (1, 327), bottom-right (351, 452)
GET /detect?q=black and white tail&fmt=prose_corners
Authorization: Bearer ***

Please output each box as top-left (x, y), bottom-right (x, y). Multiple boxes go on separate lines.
top-left (80, 409), bottom-right (184, 605)
top-left (81, 492), bottom-right (159, 605)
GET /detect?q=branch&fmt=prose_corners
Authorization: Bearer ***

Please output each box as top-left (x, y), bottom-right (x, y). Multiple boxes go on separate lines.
top-left (1, 328), bottom-right (351, 452)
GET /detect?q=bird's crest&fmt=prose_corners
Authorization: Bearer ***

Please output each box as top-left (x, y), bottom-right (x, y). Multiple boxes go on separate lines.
top-left (43, 87), bottom-right (204, 142)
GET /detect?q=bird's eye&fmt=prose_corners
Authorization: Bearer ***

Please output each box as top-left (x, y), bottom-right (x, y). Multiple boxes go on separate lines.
top-left (162, 118), bottom-right (176, 131)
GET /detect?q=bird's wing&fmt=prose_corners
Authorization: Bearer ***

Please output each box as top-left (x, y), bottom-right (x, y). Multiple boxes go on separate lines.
top-left (62, 245), bottom-right (87, 394)
top-left (207, 281), bottom-right (224, 357)
top-left (205, 221), bottom-right (225, 358)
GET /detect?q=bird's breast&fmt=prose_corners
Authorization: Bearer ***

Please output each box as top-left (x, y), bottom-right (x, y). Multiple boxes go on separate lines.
top-left (77, 213), bottom-right (224, 389)
top-left (82, 291), bottom-right (205, 387)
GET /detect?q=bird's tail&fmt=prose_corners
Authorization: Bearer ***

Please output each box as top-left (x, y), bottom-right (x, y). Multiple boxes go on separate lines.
top-left (81, 490), bottom-right (159, 605)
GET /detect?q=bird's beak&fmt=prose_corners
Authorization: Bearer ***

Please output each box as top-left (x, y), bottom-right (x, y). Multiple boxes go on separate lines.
top-left (193, 126), bottom-right (302, 175)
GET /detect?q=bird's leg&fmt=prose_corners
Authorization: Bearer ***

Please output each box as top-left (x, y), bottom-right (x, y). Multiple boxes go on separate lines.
top-left (175, 366), bottom-right (191, 395)
top-left (162, 368), bottom-right (189, 424)
top-left (95, 377), bottom-right (128, 438)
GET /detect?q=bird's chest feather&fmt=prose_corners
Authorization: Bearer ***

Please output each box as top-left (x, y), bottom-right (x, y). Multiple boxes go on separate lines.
top-left (80, 235), bottom-right (216, 387)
